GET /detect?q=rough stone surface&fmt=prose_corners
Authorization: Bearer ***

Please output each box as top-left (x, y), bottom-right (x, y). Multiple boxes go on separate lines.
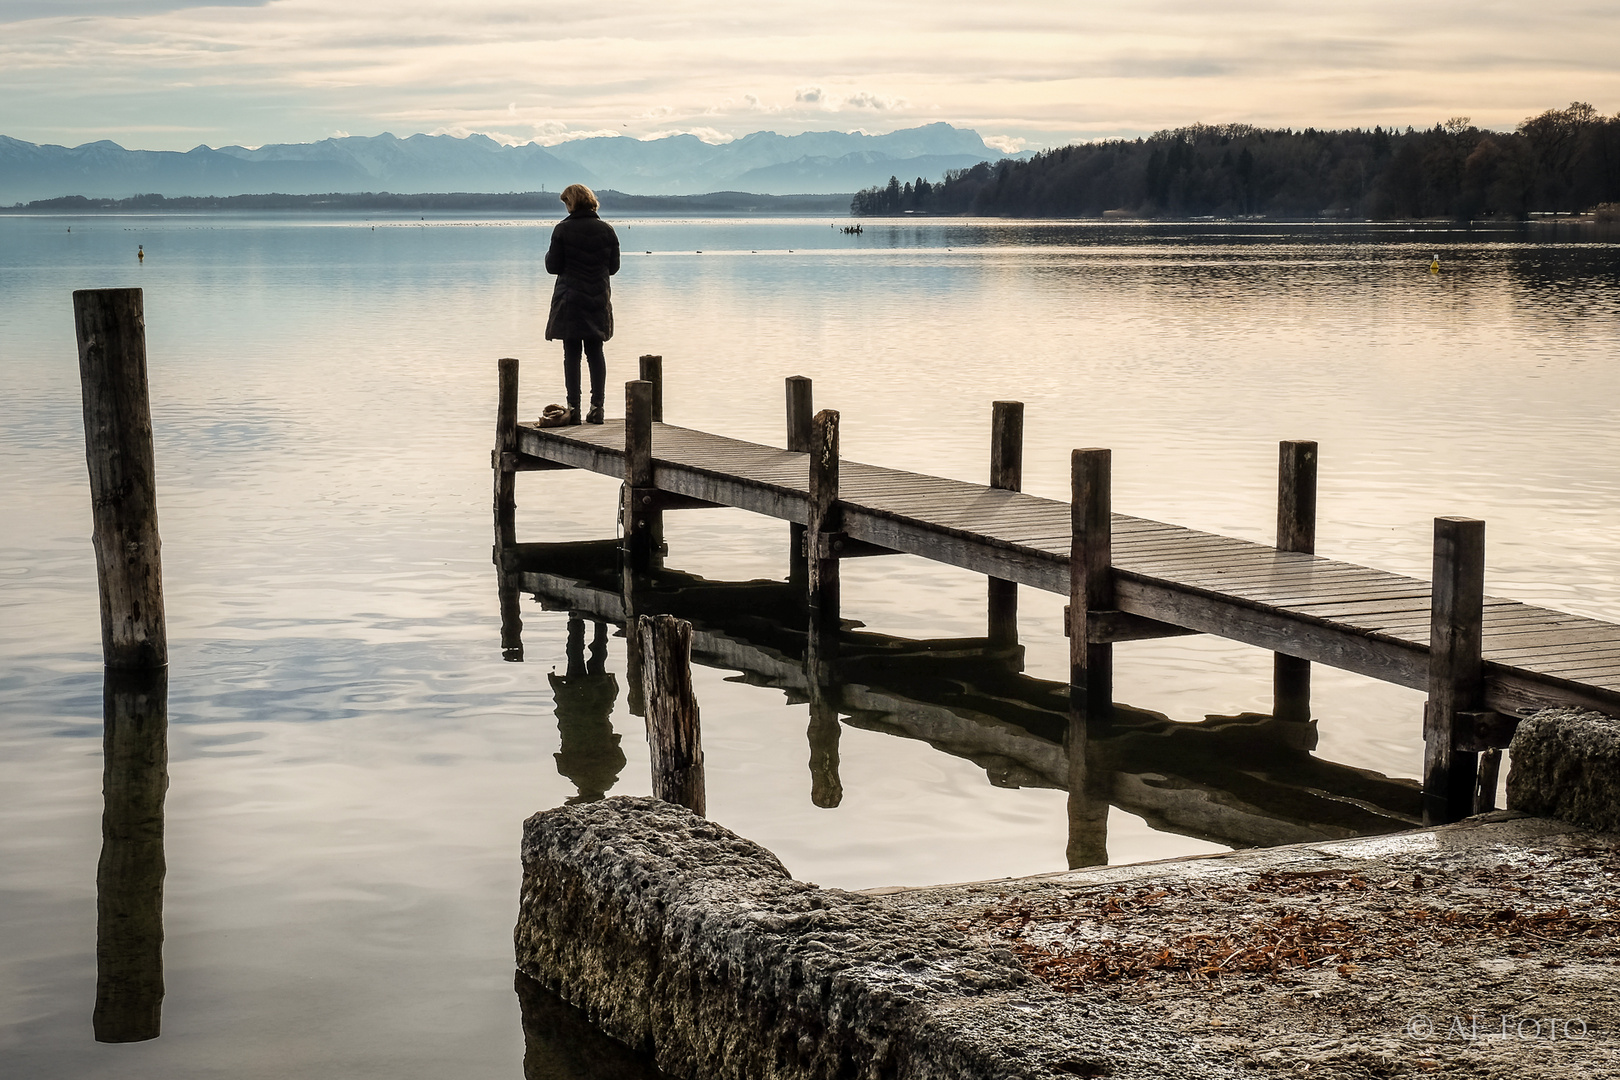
top-left (516, 796), bottom-right (1256, 1080)
top-left (887, 815), bottom-right (1620, 1079)
top-left (1507, 707), bottom-right (1620, 833)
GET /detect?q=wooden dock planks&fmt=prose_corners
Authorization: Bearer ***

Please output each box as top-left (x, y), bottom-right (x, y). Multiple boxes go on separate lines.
top-left (513, 419), bottom-right (1620, 714)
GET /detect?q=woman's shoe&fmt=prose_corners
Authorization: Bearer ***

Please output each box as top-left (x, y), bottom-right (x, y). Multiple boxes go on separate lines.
top-left (566, 405), bottom-right (581, 425)
top-left (585, 405), bottom-right (604, 424)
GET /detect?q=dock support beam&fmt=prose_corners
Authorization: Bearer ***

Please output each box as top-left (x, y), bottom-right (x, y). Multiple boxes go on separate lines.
top-left (622, 380), bottom-right (658, 571)
top-left (638, 615), bottom-right (705, 816)
top-left (74, 288), bottom-right (167, 671)
top-left (787, 376), bottom-right (813, 590)
top-left (807, 409), bottom-right (841, 681)
top-left (987, 401), bottom-right (1023, 649)
top-left (1424, 516), bottom-right (1485, 825)
top-left (1067, 448), bottom-right (1113, 868)
top-left (1273, 440), bottom-right (1317, 736)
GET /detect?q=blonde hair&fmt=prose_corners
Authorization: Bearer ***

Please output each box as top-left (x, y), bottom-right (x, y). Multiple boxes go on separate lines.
top-left (560, 183), bottom-right (599, 212)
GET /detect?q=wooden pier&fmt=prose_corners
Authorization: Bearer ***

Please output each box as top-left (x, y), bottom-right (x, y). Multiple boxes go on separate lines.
top-left (493, 359), bottom-right (1620, 826)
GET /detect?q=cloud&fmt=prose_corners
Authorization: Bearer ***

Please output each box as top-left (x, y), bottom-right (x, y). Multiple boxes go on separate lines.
top-left (843, 91), bottom-right (904, 111)
top-left (2, 0), bottom-right (1618, 151)
top-left (981, 134), bottom-right (1026, 153)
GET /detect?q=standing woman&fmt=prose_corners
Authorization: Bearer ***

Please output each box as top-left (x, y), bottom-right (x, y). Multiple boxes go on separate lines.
top-left (545, 184), bottom-right (620, 424)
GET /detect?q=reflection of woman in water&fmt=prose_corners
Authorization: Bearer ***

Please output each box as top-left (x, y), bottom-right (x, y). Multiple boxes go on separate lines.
top-left (550, 616), bottom-right (624, 804)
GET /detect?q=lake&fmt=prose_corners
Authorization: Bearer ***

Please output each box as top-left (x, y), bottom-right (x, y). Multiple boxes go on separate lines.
top-left (2, 212), bottom-right (1618, 1076)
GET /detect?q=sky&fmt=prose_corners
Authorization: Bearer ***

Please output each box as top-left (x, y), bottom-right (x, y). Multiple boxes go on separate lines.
top-left (1, 0), bottom-right (1617, 152)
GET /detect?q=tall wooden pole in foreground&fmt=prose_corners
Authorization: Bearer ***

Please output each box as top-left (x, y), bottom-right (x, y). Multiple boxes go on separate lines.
top-left (638, 615), bottom-right (705, 816)
top-left (74, 288), bottom-right (167, 670)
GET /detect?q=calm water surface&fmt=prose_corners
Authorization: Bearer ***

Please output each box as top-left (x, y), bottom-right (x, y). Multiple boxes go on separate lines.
top-left (2, 213), bottom-right (1618, 1076)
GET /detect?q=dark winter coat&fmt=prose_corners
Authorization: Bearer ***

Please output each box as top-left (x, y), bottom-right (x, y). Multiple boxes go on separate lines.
top-left (544, 209), bottom-right (620, 341)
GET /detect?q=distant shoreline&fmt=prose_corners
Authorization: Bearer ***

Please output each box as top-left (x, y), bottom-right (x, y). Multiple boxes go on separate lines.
top-left (0, 190), bottom-right (857, 215)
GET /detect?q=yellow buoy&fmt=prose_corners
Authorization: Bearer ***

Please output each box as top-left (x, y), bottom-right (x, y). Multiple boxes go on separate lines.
top-left (1429, 255), bottom-right (1440, 274)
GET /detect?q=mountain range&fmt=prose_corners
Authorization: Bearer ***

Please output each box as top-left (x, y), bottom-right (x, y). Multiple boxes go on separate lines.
top-left (0, 124), bottom-right (1028, 203)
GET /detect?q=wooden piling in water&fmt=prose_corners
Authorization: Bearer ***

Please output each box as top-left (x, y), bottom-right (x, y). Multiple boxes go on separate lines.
top-left (638, 614), bottom-right (705, 815)
top-left (1273, 440), bottom-right (1317, 730)
top-left (987, 401), bottom-right (1024, 649)
top-left (807, 409), bottom-right (841, 684)
top-left (73, 288), bottom-right (167, 670)
top-left (1070, 449), bottom-right (1113, 722)
top-left (787, 377), bottom-right (813, 588)
top-left (638, 354), bottom-right (664, 423)
top-left (493, 357), bottom-right (519, 550)
top-left (786, 376), bottom-right (814, 454)
top-left (623, 380), bottom-right (657, 570)
top-left (1424, 516), bottom-right (1485, 825)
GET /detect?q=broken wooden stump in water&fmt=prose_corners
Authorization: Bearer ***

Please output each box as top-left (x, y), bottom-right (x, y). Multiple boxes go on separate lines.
top-left (637, 614), bottom-right (705, 816)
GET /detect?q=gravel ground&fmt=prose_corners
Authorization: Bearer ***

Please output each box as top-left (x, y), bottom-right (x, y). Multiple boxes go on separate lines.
top-left (875, 814), bottom-right (1620, 1079)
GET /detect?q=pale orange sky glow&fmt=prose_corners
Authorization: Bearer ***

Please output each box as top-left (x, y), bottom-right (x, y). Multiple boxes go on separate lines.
top-left (1, 0), bottom-right (1616, 149)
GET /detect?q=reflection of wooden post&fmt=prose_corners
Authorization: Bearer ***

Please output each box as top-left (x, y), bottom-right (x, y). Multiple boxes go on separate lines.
top-left (498, 563), bottom-right (524, 662)
top-left (988, 401), bottom-right (1023, 648)
top-left (637, 354), bottom-right (663, 423)
top-left (807, 410), bottom-right (841, 676)
top-left (1065, 712), bottom-right (1109, 870)
top-left (1070, 449), bottom-right (1112, 722)
top-left (73, 288), bottom-right (166, 670)
top-left (807, 692), bottom-right (843, 809)
top-left (638, 615), bottom-right (704, 816)
top-left (95, 667), bottom-right (167, 1043)
top-left (1425, 516), bottom-right (1484, 825)
top-left (787, 377), bottom-right (813, 590)
top-left (623, 380), bottom-right (656, 571)
top-left (1274, 440), bottom-right (1316, 729)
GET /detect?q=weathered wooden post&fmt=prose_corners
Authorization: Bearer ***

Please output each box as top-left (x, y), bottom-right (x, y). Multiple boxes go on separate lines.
top-left (638, 614), bottom-right (705, 816)
top-left (638, 354), bottom-right (664, 423)
top-left (786, 376), bottom-right (813, 590)
top-left (1070, 449), bottom-right (1113, 721)
top-left (1068, 448), bottom-right (1113, 865)
top-left (987, 401), bottom-right (1024, 648)
top-left (786, 376), bottom-right (814, 453)
top-left (1273, 440), bottom-right (1317, 734)
top-left (622, 379), bottom-right (657, 571)
top-left (493, 357), bottom-right (520, 550)
top-left (95, 666), bottom-right (167, 1042)
top-left (491, 358), bottom-right (523, 659)
top-left (73, 288), bottom-right (166, 670)
top-left (1424, 516), bottom-right (1485, 825)
top-left (807, 410), bottom-right (841, 679)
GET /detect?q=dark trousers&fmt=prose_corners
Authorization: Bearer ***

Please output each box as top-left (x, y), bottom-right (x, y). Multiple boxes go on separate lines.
top-left (562, 338), bottom-right (606, 410)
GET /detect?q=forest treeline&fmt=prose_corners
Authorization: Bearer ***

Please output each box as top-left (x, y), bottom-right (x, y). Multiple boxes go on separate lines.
top-left (851, 103), bottom-right (1620, 220)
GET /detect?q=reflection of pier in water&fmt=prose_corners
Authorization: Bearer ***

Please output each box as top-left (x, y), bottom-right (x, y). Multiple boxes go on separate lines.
top-left (499, 539), bottom-right (1420, 863)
